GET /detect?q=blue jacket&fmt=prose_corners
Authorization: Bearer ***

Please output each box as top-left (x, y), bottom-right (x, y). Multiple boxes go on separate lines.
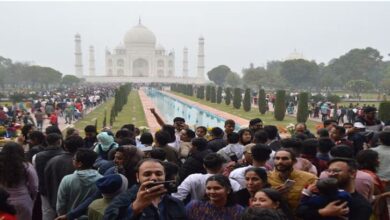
top-left (103, 184), bottom-right (186, 220)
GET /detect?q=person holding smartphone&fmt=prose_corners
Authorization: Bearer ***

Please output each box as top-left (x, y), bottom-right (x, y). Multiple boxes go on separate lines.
top-left (268, 149), bottom-right (317, 211)
top-left (103, 158), bottom-right (186, 220)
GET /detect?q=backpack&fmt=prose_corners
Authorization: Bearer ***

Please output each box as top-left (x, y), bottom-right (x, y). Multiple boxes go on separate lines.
top-left (97, 143), bottom-right (116, 160)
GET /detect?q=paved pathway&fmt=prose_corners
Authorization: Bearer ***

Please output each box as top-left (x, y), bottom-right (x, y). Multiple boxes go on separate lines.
top-left (138, 89), bottom-right (165, 133)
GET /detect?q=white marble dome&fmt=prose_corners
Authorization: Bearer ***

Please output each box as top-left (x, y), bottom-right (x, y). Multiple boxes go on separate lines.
top-left (124, 24), bottom-right (156, 46)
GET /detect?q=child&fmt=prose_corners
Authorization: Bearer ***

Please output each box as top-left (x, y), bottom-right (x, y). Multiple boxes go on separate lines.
top-left (299, 177), bottom-right (351, 220)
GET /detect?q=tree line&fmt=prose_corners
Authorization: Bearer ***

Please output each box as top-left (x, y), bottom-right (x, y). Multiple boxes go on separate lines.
top-left (0, 56), bottom-right (82, 89)
top-left (171, 83), bottom-right (390, 123)
top-left (207, 47), bottom-right (390, 98)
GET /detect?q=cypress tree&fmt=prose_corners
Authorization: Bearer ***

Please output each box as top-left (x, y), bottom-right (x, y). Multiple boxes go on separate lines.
top-left (258, 88), bottom-right (267, 114)
top-left (297, 92), bottom-right (309, 123)
top-left (225, 87), bottom-right (232, 105)
top-left (210, 86), bottom-right (216, 103)
top-left (206, 85), bottom-right (211, 101)
top-left (217, 87), bottom-right (223, 104)
top-left (233, 88), bottom-right (242, 109)
top-left (243, 88), bottom-right (251, 112)
top-left (274, 90), bottom-right (286, 121)
top-left (198, 86), bottom-right (205, 99)
top-left (102, 110), bottom-right (107, 128)
top-left (379, 101), bottom-right (390, 122)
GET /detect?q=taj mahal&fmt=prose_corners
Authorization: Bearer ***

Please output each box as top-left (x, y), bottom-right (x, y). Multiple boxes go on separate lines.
top-left (76, 20), bottom-right (206, 84)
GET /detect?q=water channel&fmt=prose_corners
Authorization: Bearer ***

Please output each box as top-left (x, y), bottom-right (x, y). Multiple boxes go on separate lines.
top-left (146, 88), bottom-right (241, 130)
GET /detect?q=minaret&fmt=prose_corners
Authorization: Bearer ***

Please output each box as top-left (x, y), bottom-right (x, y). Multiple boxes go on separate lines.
top-left (183, 47), bottom-right (188, 78)
top-left (89, 45), bottom-right (95, 76)
top-left (197, 36), bottom-right (205, 80)
top-left (74, 33), bottom-right (83, 76)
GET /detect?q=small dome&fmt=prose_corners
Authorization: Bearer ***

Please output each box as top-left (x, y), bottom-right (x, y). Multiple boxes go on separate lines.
top-left (286, 50), bottom-right (305, 60)
top-left (124, 24), bottom-right (156, 46)
top-left (156, 44), bottom-right (165, 51)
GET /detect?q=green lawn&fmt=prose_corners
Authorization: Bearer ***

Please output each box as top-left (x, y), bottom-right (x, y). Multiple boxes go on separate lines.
top-left (171, 92), bottom-right (322, 133)
top-left (111, 91), bottom-right (147, 131)
top-left (74, 91), bottom-right (147, 135)
top-left (338, 101), bottom-right (381, 108)
top-left (333, 92), bottom-right (382, 100)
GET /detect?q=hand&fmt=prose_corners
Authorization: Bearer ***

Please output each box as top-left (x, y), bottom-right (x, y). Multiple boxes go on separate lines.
top-left (55, 215), bottom-right (68, 220)
top-left (275, 184), bottom-right (291, 194)
top-left (131, 181), bottom-right (167, 215)
top-left (318, 200), bottom-right (349, 217)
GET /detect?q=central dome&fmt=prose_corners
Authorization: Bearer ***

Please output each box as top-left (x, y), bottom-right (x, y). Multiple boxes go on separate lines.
top-left (124, 24), bottom-right (156, 46)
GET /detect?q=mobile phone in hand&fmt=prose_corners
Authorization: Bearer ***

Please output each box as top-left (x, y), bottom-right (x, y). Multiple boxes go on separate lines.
top-left (284, 179), bottom-right (296, 188)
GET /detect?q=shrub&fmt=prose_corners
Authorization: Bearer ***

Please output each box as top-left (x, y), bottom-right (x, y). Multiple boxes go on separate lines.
top-left (210, 86), bottom-right (216, 103)
top-left (243, 88), bottom-right (251, 112)
top-left (258, 88), bottom-right (267, 114)
top-left (379, 101), bottom-right (390, 122)
top-left (233, 88), bottom-right (242, 109)
top-left (206, 85), bottom-right (211, 101)
top-left (297, 92), bottom-right (309, 123)
top-left (225, 87), bottom-right (232, 105)
top-left (274, 90), bottom-right (286, 121)
top-left (217, 87), bottom-right (223, 104)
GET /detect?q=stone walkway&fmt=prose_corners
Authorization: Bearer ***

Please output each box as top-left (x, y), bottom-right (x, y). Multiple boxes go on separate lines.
top-left (138, 89), bottom-right (165, 133)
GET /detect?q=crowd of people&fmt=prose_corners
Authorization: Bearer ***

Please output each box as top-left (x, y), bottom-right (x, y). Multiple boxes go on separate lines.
top-left (0, 93), bottom-right (389, 220)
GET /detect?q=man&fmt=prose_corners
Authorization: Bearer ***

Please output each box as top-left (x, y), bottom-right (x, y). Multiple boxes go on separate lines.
top-left (230, 143), bottom-right (272, 188)
top-left (103, 159), bottom-right (187, 220)
top-left (223, 119), bottom-right (236, 140)
top-left (45, 135), bottom-right (85, 213)
top-left (84, 125), bottom-right (98, 149)
top-left (371, 131), bottom-right (390, 181)
top-left (344, 122), bottom-right (366, 154)
top-left (206, 127), bottom-right (227, 152)
top-left (264, 125), bottom-right (282, 151)
top-left (294, 123), bottom-right (315, 139)
top-left (178, 138), bottom-right (212, 183)
top-left (173, 153), bottom-right (241, 201)
top-left (329, 126), bottom-right (353, 147)
top-left (356, 106), bottom-right (383, 132)
top-left (267, 149), bottom-right (317, 210)
top-left (249, 118), bottom-right (263, 134)
top-left (56, 149), bottom-right (102, 216)
top-left (297, 158), bottom-right (372, 219)
top-left (178, 128), bottom-right (195, 159)
top-left (154, 130), bottom-right (180, 165)
top-left (323, 119), bottom-right (338, 130)
top-left (34, 133), bottom-right (65, 220)
top-left (34, 109), bottom-right (45, 131)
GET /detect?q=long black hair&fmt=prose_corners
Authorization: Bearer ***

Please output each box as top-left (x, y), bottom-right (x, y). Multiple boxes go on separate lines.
top-left (257, 188), bottom-right (293, 220)
top-left (0, 142), bottom-right (27, 187)
top-left (0, 187), bottom-right (16, 214)
top-left (205, 174), bottom-right (236, 207)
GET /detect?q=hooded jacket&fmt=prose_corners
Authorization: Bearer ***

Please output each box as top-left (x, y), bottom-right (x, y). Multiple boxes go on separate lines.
top-left (56, 169), bottom-right (103, 215)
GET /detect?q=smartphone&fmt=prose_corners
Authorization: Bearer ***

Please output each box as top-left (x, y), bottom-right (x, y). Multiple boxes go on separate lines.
top-left (146, 180), bottom-right (176, 189)
top-left (284, 179), bottom-right (296, 188)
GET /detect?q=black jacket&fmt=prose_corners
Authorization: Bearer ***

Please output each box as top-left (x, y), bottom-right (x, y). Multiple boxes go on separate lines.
top-left (34, 145), bottom-right (64, 195)
top-left (103, 185), bottom-right (187, 220)
top-left (207, 138), bottom-right (227, 152)
top-left (178, 149), bottom-right (212, 183)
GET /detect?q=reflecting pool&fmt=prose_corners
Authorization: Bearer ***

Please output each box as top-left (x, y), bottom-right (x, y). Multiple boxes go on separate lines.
top-left (146, 88), bottom-right (241, 130)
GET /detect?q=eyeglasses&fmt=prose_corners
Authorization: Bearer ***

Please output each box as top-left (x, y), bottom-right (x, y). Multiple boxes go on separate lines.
top-left (325, 169), bottom-right (342, 174)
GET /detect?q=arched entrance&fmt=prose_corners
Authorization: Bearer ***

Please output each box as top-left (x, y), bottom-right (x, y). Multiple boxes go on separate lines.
top-left (132, 58), bottom-right (149, 77)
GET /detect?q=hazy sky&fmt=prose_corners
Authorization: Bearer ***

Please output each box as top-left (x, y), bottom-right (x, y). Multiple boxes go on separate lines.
top-left (1, 1), bottom-right (390, 77)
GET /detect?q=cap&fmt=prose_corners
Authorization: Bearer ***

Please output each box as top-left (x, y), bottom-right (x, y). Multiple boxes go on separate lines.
top-left (96, 174), bottom-right (128, 199)
top-left (353, 122), bottom-right (365, 129)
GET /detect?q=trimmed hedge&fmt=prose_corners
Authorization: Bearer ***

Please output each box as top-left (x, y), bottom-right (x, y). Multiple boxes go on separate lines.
top-left (206, 85), bottom-right (211, 101)
top-left (258, 88), bottom-right (267, 114)
top-left (297, 92), bottom-right (309, 123)
top-left (225, 87), bottom-right (232, 105)
top-left (243, 88), bottom-right (251, 112)
top-left (379, 101), bottom-right (390, 122)
top-left (210, 86), bottom-right (216, 103)
top-left (274, 90), bottom-right (286, 121)
top-left (217, 87), bottom-right (223, 104)
top-left (233, 88), bottom-right (242, 109)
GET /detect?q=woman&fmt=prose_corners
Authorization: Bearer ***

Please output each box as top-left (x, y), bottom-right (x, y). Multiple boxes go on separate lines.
top-left (251, 188), bottom-right (293, 220)
top-left (238, 128), bottom-right (253, 146)
top-left (234, 167), bottom-right (269, 207)
top-left (105, 145), bottom-right (143, 187)
top-left (185, 174), bottom-right (244, 220)
top-left (0, 142), bottom-right (38, 220)
top-left (356, 149), bottom-right (389, 220)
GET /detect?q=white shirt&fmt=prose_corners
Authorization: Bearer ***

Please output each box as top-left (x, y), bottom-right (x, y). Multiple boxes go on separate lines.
top-left (172, 173), bottom-right (242, 201)
top-left (229, 165), bottom-right (267, 188)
